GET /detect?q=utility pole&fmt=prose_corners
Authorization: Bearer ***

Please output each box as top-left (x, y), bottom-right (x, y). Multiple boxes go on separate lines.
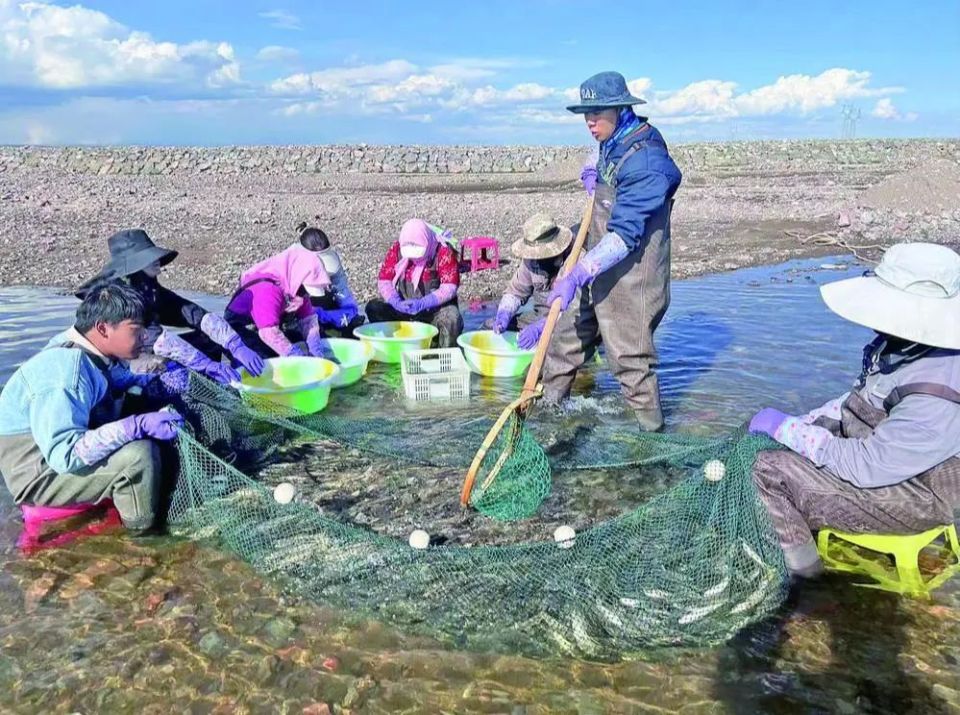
top-left (840, 104), bottom-right (861, 139)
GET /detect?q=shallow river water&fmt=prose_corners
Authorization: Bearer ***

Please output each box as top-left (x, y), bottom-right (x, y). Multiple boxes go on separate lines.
top-left (0, 257), bottom-right (958, 714)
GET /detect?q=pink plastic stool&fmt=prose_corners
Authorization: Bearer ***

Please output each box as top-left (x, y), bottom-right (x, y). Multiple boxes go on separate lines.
top-left (18, 501), bottom-right (120, 551)
top-left (460, 236), bottom-right (500, 273)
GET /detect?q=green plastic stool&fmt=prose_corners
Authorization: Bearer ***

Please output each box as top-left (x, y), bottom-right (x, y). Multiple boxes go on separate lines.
top-left (817, 524), bottom-right (960, 597)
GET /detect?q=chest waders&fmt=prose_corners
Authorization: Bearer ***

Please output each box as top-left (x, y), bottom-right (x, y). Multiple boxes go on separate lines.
top-left (751, 384), bottom-right (960, 575)
top-left (541, 131), bottom-right (673, 431)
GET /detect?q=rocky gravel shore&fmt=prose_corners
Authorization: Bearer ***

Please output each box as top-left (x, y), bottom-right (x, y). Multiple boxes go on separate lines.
top-left (1, 139), bottom-right (958, 301)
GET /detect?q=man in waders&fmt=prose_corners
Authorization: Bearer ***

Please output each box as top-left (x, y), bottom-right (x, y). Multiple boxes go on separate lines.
top-left (542, 71), bottom-right (682, 431)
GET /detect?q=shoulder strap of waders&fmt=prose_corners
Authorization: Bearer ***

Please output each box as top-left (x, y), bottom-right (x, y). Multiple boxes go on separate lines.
top-left (609, 124), bottom-right (667, 186)
top-left (883, 382), bottom-right (960, 412)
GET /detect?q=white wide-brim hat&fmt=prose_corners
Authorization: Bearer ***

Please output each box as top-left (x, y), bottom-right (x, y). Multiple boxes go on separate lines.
top-left (820, 242), bottom-right (960, 349)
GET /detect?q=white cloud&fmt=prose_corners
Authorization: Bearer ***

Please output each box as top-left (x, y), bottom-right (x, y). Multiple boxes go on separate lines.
top-left (256, 45), bottom-right (300, 63)
top-left (640, 68), bottom-right (904, 124)
top-left (259, 10), bottom-right (301, 31)
top-left (871, 97), bottom-right (917, 122)
top-left (367, 74), bottom-right (456, 104)
top-left (733, 68), bottom-right (899, 115)
top-left (650, 79), bottom-right (738, 118)
top-left (267, 61), bottom-right (907, 131)
top-left (0, 1), bottom-right (240, 89)
top-left (269, 59), bottom-right (418, 96)
top-left (872, 97), bottom-right (898, 119)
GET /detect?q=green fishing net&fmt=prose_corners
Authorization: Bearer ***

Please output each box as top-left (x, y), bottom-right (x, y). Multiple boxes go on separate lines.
top-left (166, 375), bottom-right (789, 659)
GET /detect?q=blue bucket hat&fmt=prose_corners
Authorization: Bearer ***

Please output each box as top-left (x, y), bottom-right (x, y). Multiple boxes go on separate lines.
top-left (566, 71), bottom-right (647, 114)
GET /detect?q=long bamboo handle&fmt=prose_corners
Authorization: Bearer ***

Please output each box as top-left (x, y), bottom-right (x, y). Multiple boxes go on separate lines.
top-left (459, 198), bottom-right (595, 508)
top-left (519, 196), bottom-right (595, 401)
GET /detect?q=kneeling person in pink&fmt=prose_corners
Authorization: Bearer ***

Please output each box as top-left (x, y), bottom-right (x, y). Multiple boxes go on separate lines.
top-left (225, 243), bottom-right (333, 358)
top-left (366, 219), bottom-right (463, 348)
top-left (0, 280), bottom-right (182, 534)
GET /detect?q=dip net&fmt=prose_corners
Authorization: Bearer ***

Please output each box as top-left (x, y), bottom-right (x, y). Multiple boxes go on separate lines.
top-left (166, 375), bottom-right (789, 659)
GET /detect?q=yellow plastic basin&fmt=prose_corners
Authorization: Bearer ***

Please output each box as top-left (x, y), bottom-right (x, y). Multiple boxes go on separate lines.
top-left (457, 330), bottom-right (535, 377)
top-left (236, 357), bottom-right (340, 413)
top-left (353, 321), bottom-right (438, 363)
top-left (323, 338), bottom-right (375, 387)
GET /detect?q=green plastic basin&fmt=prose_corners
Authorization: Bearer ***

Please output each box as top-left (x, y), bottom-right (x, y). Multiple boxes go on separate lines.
top-left (237, 357), bottom-right (340, 413)
top-left (323, 338), bottom-right (375, 387)
top-left (353, 321), bottom-right (439, 364)
top-left (457, 330), bottom-right (535, 377)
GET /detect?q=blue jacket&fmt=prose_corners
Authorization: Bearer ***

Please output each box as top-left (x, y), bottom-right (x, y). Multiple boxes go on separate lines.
top-left (0, 332), bottom-right (147, 474)
top-left (598, 124), bottom-right (682, 251)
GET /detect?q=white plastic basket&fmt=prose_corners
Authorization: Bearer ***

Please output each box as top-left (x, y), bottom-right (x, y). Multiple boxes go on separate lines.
top-left (401, 348), bottom-right (471, 401)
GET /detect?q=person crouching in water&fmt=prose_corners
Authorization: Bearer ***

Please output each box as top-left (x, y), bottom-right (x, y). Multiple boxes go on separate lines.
top-left (491, 213), bottom-right (573, 350)
top-left (366, 219), bottom-right (463, 348)
top-left (76, 229), bottom-right (265, 392)
top-left (748, 243), bottom-right (960, 579)
top-left (224, 237), bottom-right (335, 358)
top-left (0, 280), bottom-right (182, 534)
top-left (295, 222), bottom-right (365, 336)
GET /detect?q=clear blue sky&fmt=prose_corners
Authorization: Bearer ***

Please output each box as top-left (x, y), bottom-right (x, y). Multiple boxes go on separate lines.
top-left (0, 0), bottom-right (956, 145)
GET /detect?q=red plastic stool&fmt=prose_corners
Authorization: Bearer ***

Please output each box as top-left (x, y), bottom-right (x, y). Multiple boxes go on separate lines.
top-left (18, 501), bottom-right (121, 551)
top-left (460, 236), bottom-right (500, 272)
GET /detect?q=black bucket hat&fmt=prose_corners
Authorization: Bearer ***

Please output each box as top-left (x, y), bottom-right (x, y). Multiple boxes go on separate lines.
top-left (566, 71), bottom-right (647, 114)
top-left (77, 229), bottom-right (178, 294)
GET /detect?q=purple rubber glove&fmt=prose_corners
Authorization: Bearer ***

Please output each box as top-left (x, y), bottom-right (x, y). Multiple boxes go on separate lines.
top-left (403, 292), bottom-right (441, 315)
top-left (225, 335), bottom-right (265, 377)
top-left (517, 319), bottom-right (546, 350)
top-left (547, 263), bottom-right (591, 311)
top-left (287, 344), bottom-right (307, 357)
top-left (126, 411), bottom-right (184, 441)
top-left (202, 361), bottom-right (241, 385)
top-left (581, 166), bottom-right (598, 196)
top-left (388, 293), bottom-right (411, 313)
top-left (492, 309), bottom-right (513, 334)
top-left (748, 408), bottom-right (790, 438)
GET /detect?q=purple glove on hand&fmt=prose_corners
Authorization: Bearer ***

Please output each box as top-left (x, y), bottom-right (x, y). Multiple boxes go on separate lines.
top-left (287, 344), bottom-right (308, 357)
top-left (581, 166), bottom-right (598, 196)
top-left (202, 361), bottom-right (242, 386)
top-left (517, 319), bottom-right (546, 350)
top-left (225, 336), bottom-right (264, 377)
top-left (748, 408), bottom-right (790, 438)
top-left (402, 293), bottom-right (441, 315)
top-left (547, 263), bottom-right (591, 312)
top-left (492, 309), bottom-right (513, 334)
top-left (126, 410), bottom-right (183, 441)
top-left (387, 293), bottom-right (410, 314)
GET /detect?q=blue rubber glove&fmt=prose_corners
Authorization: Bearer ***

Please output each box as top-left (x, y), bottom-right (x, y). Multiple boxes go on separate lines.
top-left (319, 306), bottom-right (359, 328)
top-left (748, 408), bottom-right (790, 438)
top-left (225, 335), bottom-right (265, 377)
top-left (517, 318), bottom-right (546, 350)
top-left (126, 411), bottom-right (183, 441)
top-left (492, 309), bottom-right (513, 334)
top-left (547, 263), bottom-right (591, 312)
top-left (202, 362), bottom-right (241, 385)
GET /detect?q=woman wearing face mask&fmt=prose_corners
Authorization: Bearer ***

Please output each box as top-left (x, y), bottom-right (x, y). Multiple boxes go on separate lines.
top-left (75, 229), bottom-right (265, 388)
top-left (224, 240), bottom-right (333, 359)
top-left (366, 219), bottom-right (463, 348)
top-left (490, 213), bottom-right (573, 349)
top-left (295, 223), bottom-right (365, 336)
